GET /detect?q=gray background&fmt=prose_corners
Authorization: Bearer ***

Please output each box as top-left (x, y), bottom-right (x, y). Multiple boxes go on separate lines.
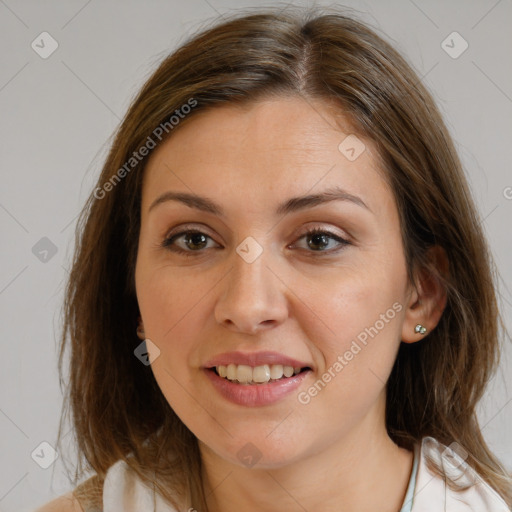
top-left (0, 1), bottom-right (511, 510)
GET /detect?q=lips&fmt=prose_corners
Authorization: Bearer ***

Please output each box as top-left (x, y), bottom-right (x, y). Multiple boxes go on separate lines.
top-left (202, 351), bottom-right (313, 406)
top-left (204, 365), bottom-right (312, 406)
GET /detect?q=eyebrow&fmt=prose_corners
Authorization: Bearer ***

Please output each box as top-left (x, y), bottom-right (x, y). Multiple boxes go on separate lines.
top-left (148, 185), bottom-right (372, 216)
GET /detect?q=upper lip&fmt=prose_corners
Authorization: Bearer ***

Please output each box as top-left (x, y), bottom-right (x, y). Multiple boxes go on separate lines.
top-left (203, 351), bottom-right (313, 370)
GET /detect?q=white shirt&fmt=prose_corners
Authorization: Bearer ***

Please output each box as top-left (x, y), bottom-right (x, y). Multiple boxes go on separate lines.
top-left (102, 436), bottom-right (510, 511)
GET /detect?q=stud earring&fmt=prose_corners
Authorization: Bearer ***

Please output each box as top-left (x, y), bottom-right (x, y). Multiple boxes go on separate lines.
top-left (414, 324), bottom-right (427, 335)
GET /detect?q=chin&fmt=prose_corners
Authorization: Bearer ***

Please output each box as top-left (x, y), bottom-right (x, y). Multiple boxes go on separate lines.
top-left (213, 434), bottom-right (308, 470)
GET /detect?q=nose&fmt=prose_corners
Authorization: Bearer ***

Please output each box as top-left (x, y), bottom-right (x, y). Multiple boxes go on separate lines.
top-left (214, 247), bottom-right (289, 334)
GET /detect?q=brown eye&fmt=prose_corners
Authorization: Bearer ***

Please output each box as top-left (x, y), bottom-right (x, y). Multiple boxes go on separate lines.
top-left (162, 230), bottom-right (219, 254)
top-left (294, 227), bottom-right (350, 254)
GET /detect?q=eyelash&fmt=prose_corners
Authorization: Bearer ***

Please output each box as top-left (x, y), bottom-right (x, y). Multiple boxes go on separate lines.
top-left (160, 226), bottom-right (351, 257)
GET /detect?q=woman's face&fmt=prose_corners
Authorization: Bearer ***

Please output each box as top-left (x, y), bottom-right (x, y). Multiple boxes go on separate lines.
top-left (135, 96), bottom-right (417, 468)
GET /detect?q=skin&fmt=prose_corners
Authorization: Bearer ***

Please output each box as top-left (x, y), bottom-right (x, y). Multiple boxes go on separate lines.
top-left (135, 95), bottom-right (447, 512)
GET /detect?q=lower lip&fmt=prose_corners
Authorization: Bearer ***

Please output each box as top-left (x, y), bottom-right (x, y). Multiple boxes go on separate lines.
top-left (204, 368), bottom-right (311, 407)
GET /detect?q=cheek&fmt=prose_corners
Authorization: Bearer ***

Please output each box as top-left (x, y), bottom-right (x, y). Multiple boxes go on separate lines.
top-left (296, 260), bottom-right (406, 403)
top-left (304, 266), bottom-right (404, 354)
top-left (135, 263), bottom-right (208, 400)
top-left (137, 275), bottom-right (208, 427)
top-left (136, 257), bottom-right (212, 343)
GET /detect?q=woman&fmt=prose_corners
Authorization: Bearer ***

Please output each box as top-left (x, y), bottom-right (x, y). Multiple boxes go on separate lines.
top-left (36, 6), bottom-right (511, 512)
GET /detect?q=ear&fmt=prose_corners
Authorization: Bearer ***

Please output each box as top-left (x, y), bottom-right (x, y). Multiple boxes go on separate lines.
top-left (401, 245), bottom-right (449, 344)
top-left (136, 315), bottom-right (146, 340)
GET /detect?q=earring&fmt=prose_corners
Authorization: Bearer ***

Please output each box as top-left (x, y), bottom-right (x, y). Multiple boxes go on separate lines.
top-left (414, 324), bottom-right (427, 335)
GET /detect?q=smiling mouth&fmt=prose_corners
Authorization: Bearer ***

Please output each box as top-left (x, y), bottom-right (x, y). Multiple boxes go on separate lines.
top-left (209, 364), bottom-right (312, 385)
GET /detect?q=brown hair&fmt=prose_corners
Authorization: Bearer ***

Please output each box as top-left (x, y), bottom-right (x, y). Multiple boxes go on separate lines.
top-left (56, 5), bottom-right (512, 509)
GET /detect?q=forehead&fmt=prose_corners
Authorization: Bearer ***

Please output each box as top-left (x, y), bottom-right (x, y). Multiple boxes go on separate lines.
top-left (141, 96), bottom-right (392, 219)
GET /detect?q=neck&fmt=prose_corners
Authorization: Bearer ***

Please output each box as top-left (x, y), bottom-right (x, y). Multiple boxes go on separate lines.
top-left (198, 400), bottom-right (414, 512)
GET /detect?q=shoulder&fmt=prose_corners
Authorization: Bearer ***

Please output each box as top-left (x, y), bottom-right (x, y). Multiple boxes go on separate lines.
top-left (34, 474), bottom-right (104, 512)
top-left (411, 437), bottom-right (510, 512)
top-left (102, 459), bottom-right (183, 511)
top-left (34, 491), bottom-right (84, 512)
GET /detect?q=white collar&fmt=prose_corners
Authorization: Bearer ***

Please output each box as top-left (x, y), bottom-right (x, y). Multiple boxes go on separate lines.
top-left (103, 436), bottom-right (510, 511)
top-left (410, 436), bottom-right (509, 511)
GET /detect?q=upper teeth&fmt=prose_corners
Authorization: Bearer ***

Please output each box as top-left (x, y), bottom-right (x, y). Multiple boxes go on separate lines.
top-left (216, 364), bottom-right (302, 384)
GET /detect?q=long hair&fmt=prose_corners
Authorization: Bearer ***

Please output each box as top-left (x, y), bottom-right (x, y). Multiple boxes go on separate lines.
top-left (56, 6), bottom-right (512, 509)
